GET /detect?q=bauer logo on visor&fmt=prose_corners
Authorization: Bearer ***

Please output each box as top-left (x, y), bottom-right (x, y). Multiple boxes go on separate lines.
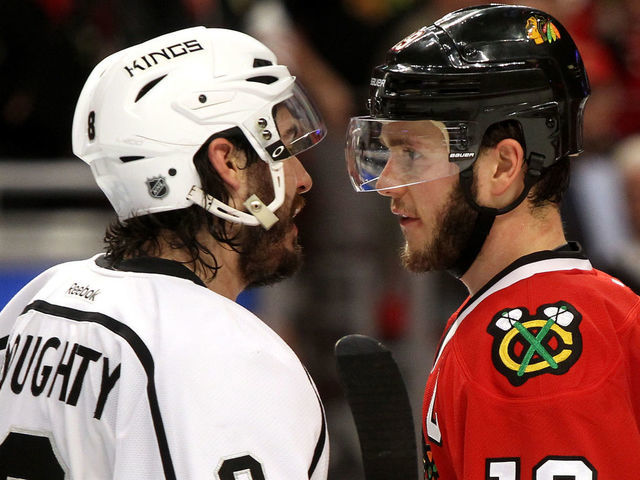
top-left (346, 118), bottom-right (476, 192)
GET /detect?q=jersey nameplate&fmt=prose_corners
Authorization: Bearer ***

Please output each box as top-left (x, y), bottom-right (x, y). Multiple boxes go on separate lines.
top-left (0, 334), bottom-right (121, 420)
top-left (487, 301), bottom-right (583, 386)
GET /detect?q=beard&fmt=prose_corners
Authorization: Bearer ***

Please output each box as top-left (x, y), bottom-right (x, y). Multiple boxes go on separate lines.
top-left (401, 179), bottom-right (478, 272)
top-left (238, 164), bottom-right (305, 288)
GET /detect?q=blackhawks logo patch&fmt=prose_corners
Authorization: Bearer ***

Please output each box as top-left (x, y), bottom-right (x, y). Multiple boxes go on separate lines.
top-left (526, 16), bottom-right (561, 45)
top-left (487, 302), bottom-right (582, 386)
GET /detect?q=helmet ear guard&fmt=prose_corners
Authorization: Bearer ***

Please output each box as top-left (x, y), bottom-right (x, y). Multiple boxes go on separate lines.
top-left (72, 27), bottom-right (325, 227)
top-left (186, 161), bottom-right (285, 230)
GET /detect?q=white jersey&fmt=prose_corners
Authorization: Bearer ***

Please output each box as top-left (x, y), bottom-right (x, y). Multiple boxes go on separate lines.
top-left (0, 255), bottom-right (329, 479)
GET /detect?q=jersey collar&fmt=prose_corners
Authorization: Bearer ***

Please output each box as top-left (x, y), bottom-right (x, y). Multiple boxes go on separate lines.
top-left (464, 242), bottom-right (587, 314)
top-left (431, 242), bottom-right (591, 372)
top-left (95, 255), bottom-right (207, 288)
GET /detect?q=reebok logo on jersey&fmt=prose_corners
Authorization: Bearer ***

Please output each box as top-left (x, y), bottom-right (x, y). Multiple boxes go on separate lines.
top-left (66, 282), bottom-right (100, 301)
top-left (487, 301), bottom-right (583, 386)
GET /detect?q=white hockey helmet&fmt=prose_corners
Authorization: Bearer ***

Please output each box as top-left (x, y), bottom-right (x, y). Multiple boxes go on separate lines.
top-left (72, 26), bottom-right (325, 228)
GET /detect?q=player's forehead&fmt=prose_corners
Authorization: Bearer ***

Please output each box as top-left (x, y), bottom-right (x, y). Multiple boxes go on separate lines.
top-left (380, 120), bottom-right (448, 146)
top-left (274, 104), bottom-right (299, 144)
top-left (275, 103), bottom-right (302, 131)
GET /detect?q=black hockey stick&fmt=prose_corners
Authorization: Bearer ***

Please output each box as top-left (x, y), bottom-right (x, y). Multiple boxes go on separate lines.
top-left (334, 334), bottom-right (419, 480)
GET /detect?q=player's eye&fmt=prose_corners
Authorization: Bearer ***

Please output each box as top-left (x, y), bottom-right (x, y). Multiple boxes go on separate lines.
top-left (281, 124), bottom-right (300, 145)
top-left (402, 147), bottom-right (422, 162)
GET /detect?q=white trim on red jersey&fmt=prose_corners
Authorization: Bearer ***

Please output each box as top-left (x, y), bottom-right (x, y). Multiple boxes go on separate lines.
top-left (432, 248), bottom-right (592, 372)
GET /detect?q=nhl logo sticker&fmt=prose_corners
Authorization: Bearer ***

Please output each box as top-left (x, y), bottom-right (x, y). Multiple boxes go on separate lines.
top-left (526, 16), bottom-right (561, 45)
top-left (487, 302), bottom-right (582, 386)
top-left (146, 176), bottom-right (169, 199)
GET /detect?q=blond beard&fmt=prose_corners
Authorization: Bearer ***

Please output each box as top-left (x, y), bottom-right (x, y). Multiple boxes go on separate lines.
top-left (400, 180), bottom-right (477, 273)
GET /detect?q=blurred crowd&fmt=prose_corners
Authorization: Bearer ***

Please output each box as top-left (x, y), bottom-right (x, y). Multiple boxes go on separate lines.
top-left (4, 0), bottom-right (640, 477)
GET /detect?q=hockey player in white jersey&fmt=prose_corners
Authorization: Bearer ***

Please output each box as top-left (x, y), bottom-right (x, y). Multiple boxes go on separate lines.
top-left (0, 27), bottom-right (329, 479)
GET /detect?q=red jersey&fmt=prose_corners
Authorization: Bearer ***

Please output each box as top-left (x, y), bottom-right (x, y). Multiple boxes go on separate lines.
top-left (422, 247), bottom-right (640, 479)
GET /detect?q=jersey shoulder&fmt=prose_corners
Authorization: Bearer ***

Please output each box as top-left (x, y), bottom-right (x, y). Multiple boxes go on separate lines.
top-left (448, 267), bottom-right (640, 398)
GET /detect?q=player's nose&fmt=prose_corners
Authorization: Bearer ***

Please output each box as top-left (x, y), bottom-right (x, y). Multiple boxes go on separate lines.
top-left (289, 156), bottom-right (312, 194)
top-left (376, 161), bottom-right (404, 197)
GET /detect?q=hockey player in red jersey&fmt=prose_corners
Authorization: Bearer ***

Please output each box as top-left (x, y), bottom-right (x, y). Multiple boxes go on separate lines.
top-left (346, 4), bottom-right (640, 479)
top-left (0, 27), bottom-right (329, 479)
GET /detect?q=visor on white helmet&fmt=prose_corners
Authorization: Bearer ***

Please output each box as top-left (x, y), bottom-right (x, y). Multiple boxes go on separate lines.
top-left (346, 117), bottom-right (479, 192)
top-left (241, 82), bottom-right (326, 163)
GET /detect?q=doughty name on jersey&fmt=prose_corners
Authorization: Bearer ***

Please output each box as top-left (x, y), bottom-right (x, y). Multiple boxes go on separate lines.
top-left (0, 334), bottom-right (121, 420)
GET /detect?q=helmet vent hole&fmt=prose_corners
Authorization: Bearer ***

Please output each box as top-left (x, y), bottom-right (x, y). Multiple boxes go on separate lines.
top-left (135, 74), bottom-right (168, 102)
top-left (253, 58), bottom-right (273, 67)
top-left (247, 76), bottom-right (278, 85)
top-left (120, 156), bottom-right (146, 163)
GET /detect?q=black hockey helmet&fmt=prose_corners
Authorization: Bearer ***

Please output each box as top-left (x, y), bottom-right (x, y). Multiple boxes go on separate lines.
top-left (346, 3), bottom-right (590, 193)
top-left (345, 4), bottom-right (590, 277)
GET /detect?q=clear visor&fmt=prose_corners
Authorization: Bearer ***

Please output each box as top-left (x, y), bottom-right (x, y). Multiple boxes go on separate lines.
top-left (267, 83), bottom-right (326, 161)
top-left (346, 117), bottom-right (477, 192)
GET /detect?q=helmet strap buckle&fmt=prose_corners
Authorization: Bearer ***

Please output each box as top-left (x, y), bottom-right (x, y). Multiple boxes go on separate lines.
top-left (243, 194), bottom-right (278, 230)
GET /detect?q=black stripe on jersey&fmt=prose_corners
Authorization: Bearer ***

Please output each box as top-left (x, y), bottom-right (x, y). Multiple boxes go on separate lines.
top-left (22, 300), bottom-right (177, 480)
top-left (95, 255), bottom-right (206, 288)
top-left (304, 368), bottom-right (327, 478)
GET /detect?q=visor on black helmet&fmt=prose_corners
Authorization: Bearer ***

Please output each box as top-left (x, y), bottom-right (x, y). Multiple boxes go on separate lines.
top-left (346, 117), bottom-right (479, 191)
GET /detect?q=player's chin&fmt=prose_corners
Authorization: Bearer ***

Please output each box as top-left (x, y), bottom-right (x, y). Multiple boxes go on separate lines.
top-left (403, 233), bottom-right (428, 255)
top-left (245, 247), bottom-right (303, 288)
top-left (400, 243), bottom-right (436, 273)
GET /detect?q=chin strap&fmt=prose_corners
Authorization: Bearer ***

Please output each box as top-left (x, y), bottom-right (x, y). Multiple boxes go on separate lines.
top-left (186, 161), bottom-right (285, 230)
top-left (447, 155), bottom-right (544, 278)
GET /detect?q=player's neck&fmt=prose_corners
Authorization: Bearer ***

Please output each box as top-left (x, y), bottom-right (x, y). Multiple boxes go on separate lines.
top-left (199, 249), bottom-right (245, 301)
top-left (460, 202), bottom-right (566, 296)
top-left (154, 230), bottom-right (246, 301)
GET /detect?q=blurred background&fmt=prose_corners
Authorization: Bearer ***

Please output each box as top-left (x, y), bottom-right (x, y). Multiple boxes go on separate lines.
top-left (3, 0), bottom-right (640, 477)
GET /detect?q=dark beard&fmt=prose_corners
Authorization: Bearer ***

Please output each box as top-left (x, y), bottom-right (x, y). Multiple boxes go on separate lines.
top-left (401, 179), bottom-right (478, 272)
top-left (238, 167), bottom-right (305, 288)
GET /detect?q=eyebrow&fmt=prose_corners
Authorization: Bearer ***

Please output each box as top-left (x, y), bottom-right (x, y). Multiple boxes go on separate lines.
top-left (381, 131), bottom-right (446, 150)
top-left (380, 132), bottom-right (415, 148)
top-left (384, 137), bottom-right (410, 147)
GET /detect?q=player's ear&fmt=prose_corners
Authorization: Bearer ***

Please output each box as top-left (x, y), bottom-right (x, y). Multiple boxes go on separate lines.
top-left (207, 138), bottom-right (242, 191)
top-left (489, 138), bottom-right (525, 197)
